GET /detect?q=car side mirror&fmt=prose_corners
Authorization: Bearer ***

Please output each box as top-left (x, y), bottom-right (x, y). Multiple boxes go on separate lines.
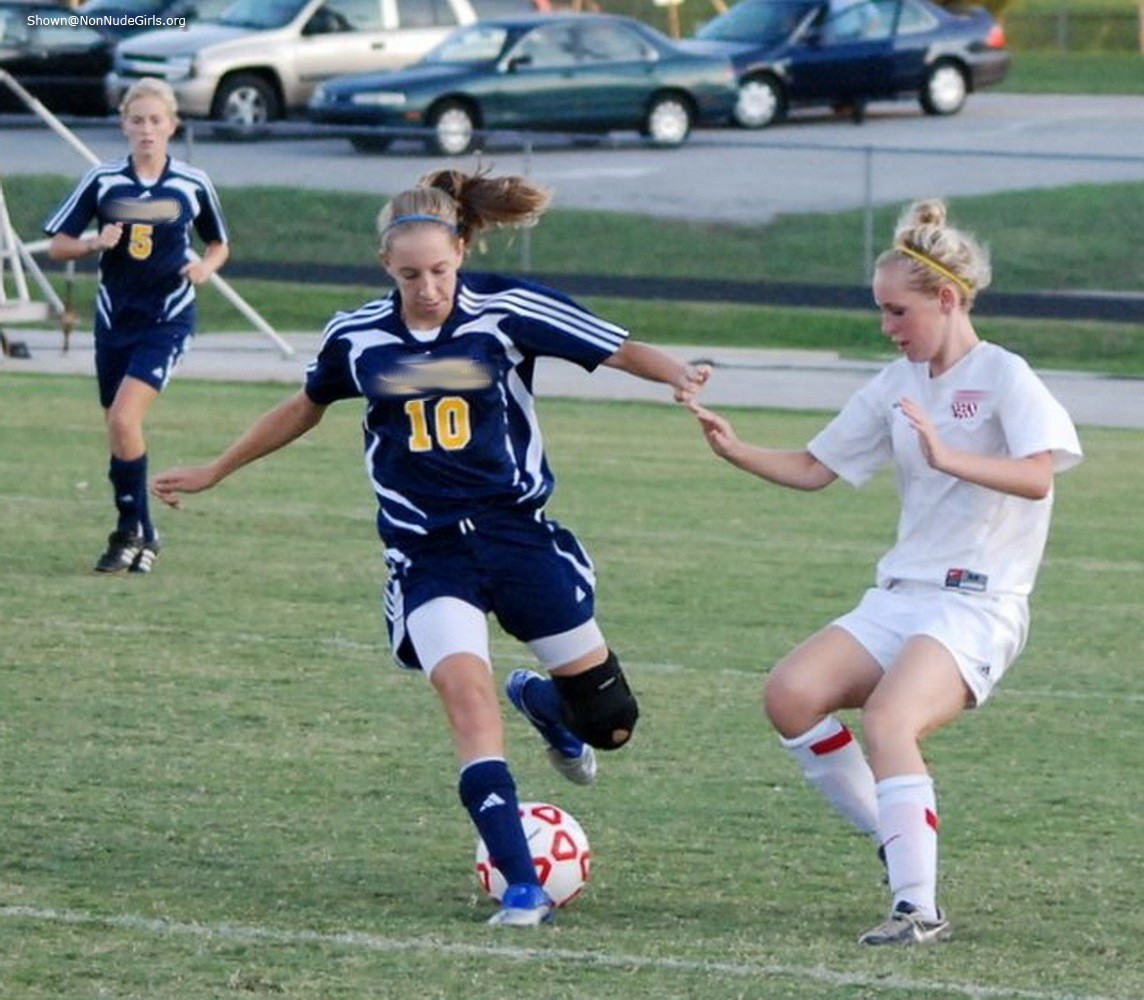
top-left (506, 54), bottom-right (532, 72)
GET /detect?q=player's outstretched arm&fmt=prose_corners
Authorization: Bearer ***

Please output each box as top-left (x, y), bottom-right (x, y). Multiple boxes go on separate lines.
top-left (896, 397), bottom-right (1054, 500)
top-left (601, 340), bottom-right (711, 403)
top-left (153, 390), bottom-right (326, 509)
top-left (689, 402), bottom-right (837, 491)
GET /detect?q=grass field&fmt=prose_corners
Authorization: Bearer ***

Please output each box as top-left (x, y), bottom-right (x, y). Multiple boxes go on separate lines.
top-left (8, 178), bottom-right (1144, 294)
top-left (7, 177), bottom-right (1144, 377)
top-left (1, 374), bottom-right (1141, 1000)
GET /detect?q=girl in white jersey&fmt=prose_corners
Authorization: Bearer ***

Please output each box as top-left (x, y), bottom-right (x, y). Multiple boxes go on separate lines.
top-left (690, 200), bottom-right (1082, 946)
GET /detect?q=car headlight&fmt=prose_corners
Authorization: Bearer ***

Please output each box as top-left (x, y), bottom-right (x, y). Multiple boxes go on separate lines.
top-left (162, 55), bottom-right (196, 81)
top-left (310, 85), bottom-right (328, 106)
top-left (350, 91), bottom-right (407, 108)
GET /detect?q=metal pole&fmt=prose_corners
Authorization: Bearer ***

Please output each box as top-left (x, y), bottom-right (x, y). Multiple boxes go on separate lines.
top-left (862, 146), bottom-right (875, 282)
top-left (0, 69), bottom-right (294, 358)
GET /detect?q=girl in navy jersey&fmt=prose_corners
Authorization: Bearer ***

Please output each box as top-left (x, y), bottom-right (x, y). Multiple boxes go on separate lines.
top-left (154, 168), bottom-right (710, 927)
top-left (45, 77), bottom-right (229, 574)
top-left (691, 199), bottom-right (1081, 946)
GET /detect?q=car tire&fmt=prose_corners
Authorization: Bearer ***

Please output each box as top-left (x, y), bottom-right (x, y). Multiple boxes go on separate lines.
top-left (349, 135), bottom-right (393, 153)
top-left (211, 73), bottom-right (280, 128)
top-left (919, 60), bottom-right (968, 116)
top-left (734, 74), bottom-right (784, 129)
top-left (427, 100), bottom-right (476, 156)
top-left (643, 93), bottom-right (692, 147)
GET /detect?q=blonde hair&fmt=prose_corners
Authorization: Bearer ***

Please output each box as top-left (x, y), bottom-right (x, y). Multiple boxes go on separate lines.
top-left (377, 167), bottom-right (552, 255)
top-left (876, 199), bottom-right (991, 308)
top-left (119, 77), bottom-right (179, 120)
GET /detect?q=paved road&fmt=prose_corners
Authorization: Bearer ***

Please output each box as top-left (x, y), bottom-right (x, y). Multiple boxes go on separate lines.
top-left (4, 94), bottom-right (1144, 221)
top-left (5, 329), bottom-right (1141, 429)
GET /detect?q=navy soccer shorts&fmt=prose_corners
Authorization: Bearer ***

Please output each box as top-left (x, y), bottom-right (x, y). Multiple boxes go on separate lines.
top-left (383, 508), bottom-right (598, 672)
top-left (95, 320), bottom-right (193, 408)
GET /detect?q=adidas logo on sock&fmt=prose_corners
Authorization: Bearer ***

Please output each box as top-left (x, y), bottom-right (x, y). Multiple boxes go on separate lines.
top-left (479, 792), bottom-right (506, 813)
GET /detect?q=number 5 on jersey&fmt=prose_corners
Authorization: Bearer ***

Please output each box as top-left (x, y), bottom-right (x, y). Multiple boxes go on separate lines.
top-left (128, 223), bottom-right (154, 260)
top-left (405, 397), bottom-right (472, 452)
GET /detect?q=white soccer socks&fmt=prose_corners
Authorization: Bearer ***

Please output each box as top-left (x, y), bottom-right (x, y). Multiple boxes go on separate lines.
top-left (781, 717), bottom-right (878, 837)
top-left (876, 774), bottom-right (940, 921)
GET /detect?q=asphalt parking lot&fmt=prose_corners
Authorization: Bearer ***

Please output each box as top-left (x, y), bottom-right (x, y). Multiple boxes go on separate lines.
top-left (4, 93), bottom-right (1144, 221)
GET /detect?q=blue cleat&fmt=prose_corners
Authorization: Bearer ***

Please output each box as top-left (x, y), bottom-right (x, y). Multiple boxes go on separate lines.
top-left (487, 883), bottom-right (554, 927)
top-left (505, 670), bottom-right (597, 785)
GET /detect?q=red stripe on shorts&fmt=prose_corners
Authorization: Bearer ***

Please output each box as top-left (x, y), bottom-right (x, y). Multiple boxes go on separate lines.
top-left (809, 727), bottom-right (853, 756)
top-left (926, 808), bottom-right (940, 832)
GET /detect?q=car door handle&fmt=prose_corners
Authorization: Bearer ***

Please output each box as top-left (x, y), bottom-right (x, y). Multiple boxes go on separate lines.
top-left (372, 41), bottom-right (386, 49)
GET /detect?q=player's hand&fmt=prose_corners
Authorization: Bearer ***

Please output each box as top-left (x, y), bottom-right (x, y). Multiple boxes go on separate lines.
top-left (152, 465), bottom-right (218, 509)
top-left (97, 222), bottom-right (124, 249)
top-left (897, 396), bottom-right (949, 470)
top-left (180, 260), bottom-right (212, 285)
top-left (673, 362), bottom-right (712, 404)
top-left (688, 401), bottom-right (740, 460)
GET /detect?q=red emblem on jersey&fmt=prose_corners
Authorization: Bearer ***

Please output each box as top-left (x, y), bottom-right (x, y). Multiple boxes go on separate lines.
top-left (951, 389), bottom-right (989, 420)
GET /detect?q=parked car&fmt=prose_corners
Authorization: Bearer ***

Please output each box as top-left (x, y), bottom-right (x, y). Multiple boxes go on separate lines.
top-left (683, 0), bottom-right (1009, 128)
top-left (307, 14), bottom-right (738, 155)
top-left (0, 0), bottom-right (114, 115)
top-left (77, 0), bottom-right (233, 38)
top-left (106, 0), bottom-right (548, 126)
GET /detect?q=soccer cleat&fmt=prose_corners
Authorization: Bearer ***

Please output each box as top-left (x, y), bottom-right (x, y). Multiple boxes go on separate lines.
top-left (94, 530), bottom-right (143, 573)
top-left (858, 901), bottom-right (951, 946)
top-left (505, 669), bottom-right (597, 785)
top-left (129, 537), bottom-right (161, 574)
top-left (546, 745), bottom-right (597, 786)
top-left (486, 883), bottom-right (554, 927)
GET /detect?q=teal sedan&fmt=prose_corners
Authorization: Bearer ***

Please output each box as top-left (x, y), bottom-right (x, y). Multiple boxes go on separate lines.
top-left (307, 14), bottom-right (738, 155)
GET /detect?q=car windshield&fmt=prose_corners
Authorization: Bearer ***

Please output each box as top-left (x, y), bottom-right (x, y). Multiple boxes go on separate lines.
top-left (696, 0), bottom-right (817, 42)
top-left (217, 0), bottom-right (309, 29)
top-left (425, 23), bottom-right (509, 63)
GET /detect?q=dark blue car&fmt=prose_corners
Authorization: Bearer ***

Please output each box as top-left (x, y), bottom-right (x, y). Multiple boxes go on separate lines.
top-left (307, 13), bottom-right (738, 155)
top-left (682, 0), bottom-right (1009, 128)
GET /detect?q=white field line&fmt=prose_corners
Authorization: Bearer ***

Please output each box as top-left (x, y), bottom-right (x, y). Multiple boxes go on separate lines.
top-left (6, 616), bottom-right (1143, 705)
top-left (0, 904), bottom-right (1127, 1000)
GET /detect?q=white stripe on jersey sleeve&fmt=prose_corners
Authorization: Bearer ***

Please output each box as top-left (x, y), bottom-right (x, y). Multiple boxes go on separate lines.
top-left (319, 298), bottom-right (398, 348)
top-left (457, 285), bottom-right (627, 356)
top-left (169, 160), bottom-right (229, 243)
top-left (43, 160), bottom-right (130, 233)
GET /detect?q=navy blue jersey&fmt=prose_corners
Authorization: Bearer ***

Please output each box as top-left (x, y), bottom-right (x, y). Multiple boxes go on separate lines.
top-left (43, 156), bottom-right (228, 342)
top-left (305, 272), bottom-right (628, 545)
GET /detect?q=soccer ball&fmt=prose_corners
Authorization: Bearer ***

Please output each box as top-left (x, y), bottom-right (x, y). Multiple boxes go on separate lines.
top-left (475, 801), bottom-right (592, 907)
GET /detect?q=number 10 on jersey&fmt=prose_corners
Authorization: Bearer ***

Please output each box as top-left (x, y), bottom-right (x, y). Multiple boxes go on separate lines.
top-left (404, 397), bottom-right (472, 452)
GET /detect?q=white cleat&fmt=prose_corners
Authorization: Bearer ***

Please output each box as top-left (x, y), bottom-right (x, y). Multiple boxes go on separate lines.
top-left (546, 744), bottom-right (597, 786)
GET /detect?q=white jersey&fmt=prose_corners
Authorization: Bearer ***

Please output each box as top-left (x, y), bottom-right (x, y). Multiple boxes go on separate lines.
top-left (808, 342), bottom-right (1082, 597)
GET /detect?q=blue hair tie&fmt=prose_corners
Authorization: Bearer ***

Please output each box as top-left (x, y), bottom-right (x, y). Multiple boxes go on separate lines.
top-left (386, 213), bottom-right (458, 234)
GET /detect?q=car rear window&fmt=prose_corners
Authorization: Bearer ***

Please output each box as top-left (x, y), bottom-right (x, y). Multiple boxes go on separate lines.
top-left (696, 0), bottom-right (816, 43)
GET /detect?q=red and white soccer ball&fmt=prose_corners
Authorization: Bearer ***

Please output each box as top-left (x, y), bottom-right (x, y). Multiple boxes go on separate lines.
top-left (475, 801), bottom-right (592, 907)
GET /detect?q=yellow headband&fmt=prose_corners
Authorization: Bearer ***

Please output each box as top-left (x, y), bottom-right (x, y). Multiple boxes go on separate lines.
top-left (894, 244), bottom-right (972, 294)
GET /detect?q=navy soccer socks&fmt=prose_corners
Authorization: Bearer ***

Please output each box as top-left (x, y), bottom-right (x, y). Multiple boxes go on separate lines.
top-left (109, 453), bottom-right (154, 542)
top-left (459, 758), bottom-right (537, 887)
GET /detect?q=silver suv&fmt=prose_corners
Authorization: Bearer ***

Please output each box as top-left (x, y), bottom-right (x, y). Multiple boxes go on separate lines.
top-left (106, 0), bottom-right (540, 125)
